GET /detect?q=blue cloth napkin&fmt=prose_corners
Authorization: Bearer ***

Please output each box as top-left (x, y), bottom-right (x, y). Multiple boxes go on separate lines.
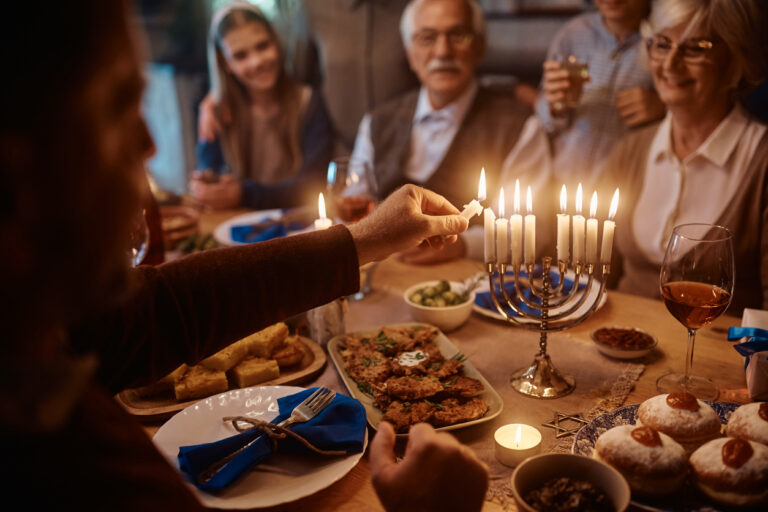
top-left (230, 219), bottom-right (308, 244)
top-left (727, 327), bottom-right (768, 369)
top-left (474, 267), bottom-right (584, 317)
top-left (178, 388), bottom-right (366, 492)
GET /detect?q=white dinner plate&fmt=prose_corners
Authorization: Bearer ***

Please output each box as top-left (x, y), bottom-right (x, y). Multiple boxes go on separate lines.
top-left (473, 270), bottom-right (607, 324)
top-left (153, 385), bottom-right (368, 509)
top-left (213, 209), bottom-right (284, 246)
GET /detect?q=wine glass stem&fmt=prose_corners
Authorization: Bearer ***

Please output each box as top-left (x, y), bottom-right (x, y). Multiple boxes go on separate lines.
top-left (683, 328), bottom-right (698, 386)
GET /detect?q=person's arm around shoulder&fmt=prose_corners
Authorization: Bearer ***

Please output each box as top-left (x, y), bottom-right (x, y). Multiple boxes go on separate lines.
top-left (370, 421), bottom-right (489, 512)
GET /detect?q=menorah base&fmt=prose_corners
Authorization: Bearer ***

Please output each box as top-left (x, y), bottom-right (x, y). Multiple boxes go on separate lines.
top-left (510, 352), bottom-right (575, 399)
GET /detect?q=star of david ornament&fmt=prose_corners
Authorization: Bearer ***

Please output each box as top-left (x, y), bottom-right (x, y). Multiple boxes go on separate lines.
top-left (541, 412), bottom-right (589, 438)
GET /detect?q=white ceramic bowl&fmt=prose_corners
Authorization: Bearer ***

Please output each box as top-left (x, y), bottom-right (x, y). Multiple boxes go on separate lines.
top-left (511, 453), bottom-right (631, 512)
top-left (590, 326), bottom-right (658, 360)
top-left (403, 280), bottom-right (475, 332)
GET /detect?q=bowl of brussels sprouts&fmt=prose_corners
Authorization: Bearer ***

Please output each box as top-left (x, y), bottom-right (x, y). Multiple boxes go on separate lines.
top-left (403, 279), bottom-right (475, 332)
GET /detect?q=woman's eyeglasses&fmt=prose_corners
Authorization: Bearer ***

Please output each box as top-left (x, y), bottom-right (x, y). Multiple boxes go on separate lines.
top-left (412, 28), bottom-right (474, 49)
top-left (645, 35), bottom-right (715, 63)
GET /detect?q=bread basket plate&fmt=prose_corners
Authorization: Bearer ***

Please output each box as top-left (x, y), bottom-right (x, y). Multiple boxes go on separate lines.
top-left (116, 336), bottom-right (325, 420)
top-left (153, 385), bottom-right (367, 509)
top-left (572, 401), bottom-right (740, 512)
top-left (327, 322), bottom-right (503, 438)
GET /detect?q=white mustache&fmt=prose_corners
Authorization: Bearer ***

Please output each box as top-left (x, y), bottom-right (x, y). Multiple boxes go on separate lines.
top-left (427, 58), bottom-right (463, 72)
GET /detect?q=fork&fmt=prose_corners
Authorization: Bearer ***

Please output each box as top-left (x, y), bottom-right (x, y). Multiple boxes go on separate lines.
top-left (196, 387), bottom-right (336, 484)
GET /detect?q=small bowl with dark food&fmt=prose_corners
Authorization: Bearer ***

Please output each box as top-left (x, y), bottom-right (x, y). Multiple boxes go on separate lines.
top-left (590, 326), bottom-right (658, 360)
top-left (404, 280), bottom-right (475, 332)
top-left (512, 453), bottom-right (630, 512)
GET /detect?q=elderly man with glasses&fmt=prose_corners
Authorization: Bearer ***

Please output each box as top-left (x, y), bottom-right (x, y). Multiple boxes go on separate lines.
top-left (344, 0), bottom-right (529, 264)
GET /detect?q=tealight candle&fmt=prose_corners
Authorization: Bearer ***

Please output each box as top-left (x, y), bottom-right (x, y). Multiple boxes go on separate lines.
top-left (556, 185), bottom-right (570, 263)
top-left (601, 189), bottom-right (619, 264)
top-left (483, 207), bottom-right (496, 264)
top-left (572, 183), bottom-right (585, 264)
top-left (524, 187), bottom-right (535, 264)
top-left (510, 180), bottom-right (523, 266)
top-left (494, 423), bottom-right (542, 467)
top-left (460, 168), bottom-right (486, 220)
top-left (314, 192), bottom-right (333, 230)
top-left (586, 191), bottom-right (598, 264)
top-left (495, 188), bottom-right (509, 264)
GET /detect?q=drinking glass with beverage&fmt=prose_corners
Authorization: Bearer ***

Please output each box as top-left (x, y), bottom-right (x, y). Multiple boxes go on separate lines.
top-left (552, 54), bottom-right (589, 112)
top-left (656, 224), bottom-right (734, 400)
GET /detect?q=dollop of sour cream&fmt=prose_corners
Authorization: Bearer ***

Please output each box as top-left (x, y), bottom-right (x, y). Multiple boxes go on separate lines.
top-left (398, 350), bottom-right (427, 367)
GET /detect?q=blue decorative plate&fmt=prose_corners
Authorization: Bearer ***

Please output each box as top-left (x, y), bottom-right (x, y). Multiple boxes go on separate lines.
top-left (572, 401), bottom-right (740, 512)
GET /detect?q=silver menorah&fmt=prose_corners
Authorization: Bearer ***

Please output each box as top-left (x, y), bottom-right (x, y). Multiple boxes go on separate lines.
top-left (486, 258), bottom-right (609, 399)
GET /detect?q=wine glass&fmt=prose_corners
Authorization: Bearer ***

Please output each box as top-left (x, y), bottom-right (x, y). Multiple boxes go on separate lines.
top-left (656, 223), bottom-right (734, 400)
top-left (129, 209), bottom-right (149, 267)
top-left (334, 157), bottom-right (379, 300)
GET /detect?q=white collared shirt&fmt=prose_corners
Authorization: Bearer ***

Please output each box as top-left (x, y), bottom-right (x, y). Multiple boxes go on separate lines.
top-left (345, 80), bottom-right (478, 196)
top-left (633, 104), bottom-right (767, 263)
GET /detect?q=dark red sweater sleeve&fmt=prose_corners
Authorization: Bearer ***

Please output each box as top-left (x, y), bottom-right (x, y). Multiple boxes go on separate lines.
top-left (70, 225), bottom-right (359, 393)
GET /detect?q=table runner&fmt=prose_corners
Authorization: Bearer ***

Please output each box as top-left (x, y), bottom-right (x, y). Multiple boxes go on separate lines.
top-left (314, 288), bottom-right (645, 510)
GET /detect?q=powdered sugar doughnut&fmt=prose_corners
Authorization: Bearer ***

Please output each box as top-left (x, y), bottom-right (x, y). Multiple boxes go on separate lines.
top-left (594, 425), bottom-right (687, 496)
top-left (690, 437), bottom-right (768, 507)
top-left (726, 402), bottom-right (768, 446)
top-left (636, 392), bottom-right (721, 453)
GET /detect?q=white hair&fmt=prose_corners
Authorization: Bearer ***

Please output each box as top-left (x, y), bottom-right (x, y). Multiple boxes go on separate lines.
top-left (400, 0), bottom-right (486, 48)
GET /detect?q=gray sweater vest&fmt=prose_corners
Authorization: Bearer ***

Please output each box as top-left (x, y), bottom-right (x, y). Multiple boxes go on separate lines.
top-left (369, 86), bottom-right (530, 210)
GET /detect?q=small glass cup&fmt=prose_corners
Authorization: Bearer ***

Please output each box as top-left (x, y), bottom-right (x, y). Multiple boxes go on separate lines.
top-left (552, 54), bottom-right (589, 111)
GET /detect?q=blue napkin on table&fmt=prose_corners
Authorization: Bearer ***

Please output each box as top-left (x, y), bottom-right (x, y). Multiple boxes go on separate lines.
top-left (230, 219), bottom-right (308, 244)
top-left (474, 267), bottom-right (584, 317)
top-left (177, 388), bottom-right (366, 492)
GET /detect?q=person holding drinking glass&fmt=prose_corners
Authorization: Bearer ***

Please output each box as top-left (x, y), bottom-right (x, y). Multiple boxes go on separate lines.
top-left (599, 0), bottom-right (768, 313)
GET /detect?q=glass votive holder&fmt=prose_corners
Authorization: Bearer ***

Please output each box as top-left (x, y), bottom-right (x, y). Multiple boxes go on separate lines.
top-left (494, 424), bottom-right (542, 467)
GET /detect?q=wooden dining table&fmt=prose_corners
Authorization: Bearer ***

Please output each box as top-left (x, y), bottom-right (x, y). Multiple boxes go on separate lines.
top-left (144, 207), bottom-right (752, 512)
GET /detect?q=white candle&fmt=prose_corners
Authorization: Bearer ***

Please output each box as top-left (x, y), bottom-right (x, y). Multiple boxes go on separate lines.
top-left (484, 207), bottom-right (496, 263)
top-left (524, 187), bottom-right (535, 264)
top-left (314, 192), bottom-right (333, 230)
top-left (494, 424), bottom-right (542, 467)
top-left (459, 169), bottom-right (486, 220)
top-left (601, 189), bottom-right (619, 264)
top-left (586, 191), bottom-right (598, 264)
top-left (495, 188), bottom-right (509, 264)
top-left (572, 183), bottom-right (585, 263)
top-left (556, 185), bottom-right (570, 263)
top-left (510, 180), bottom-right (523, 266)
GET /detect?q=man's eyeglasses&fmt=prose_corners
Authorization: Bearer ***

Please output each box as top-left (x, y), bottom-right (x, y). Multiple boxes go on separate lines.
top-left (412, 28), bottom-right (475, 49)
top-left (645, 35), bottom-right (715, 63)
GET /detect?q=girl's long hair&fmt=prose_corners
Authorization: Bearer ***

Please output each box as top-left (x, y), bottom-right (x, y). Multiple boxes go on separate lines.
top-left (208, 3), bottom-right (303, 179)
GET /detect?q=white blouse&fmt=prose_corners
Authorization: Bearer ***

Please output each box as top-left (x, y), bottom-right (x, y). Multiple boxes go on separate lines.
top-left (632, 104), bottom-right (767, 263)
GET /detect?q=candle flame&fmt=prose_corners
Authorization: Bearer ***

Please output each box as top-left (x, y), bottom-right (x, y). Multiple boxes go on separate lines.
top-left (560, 185), bottom-right (567, 214)
top-left (478, 168), bottom-right (487, 202)
top-left (514, 425), bottom-right (521, 449)
top-left (609, 188), bottom-right (619, 220)
top-left (575, 183), bottom-right (583, 215)
top-left (526, 186), bottom-right (533, 215)
top-left (513, 180), bottom-right (520, 215)
top-left (589, 191), bottom-right (598, 218)
top-left (498, 188), bottom-right (505, 218)
top-left (318, 192), bottom-right (327, 219)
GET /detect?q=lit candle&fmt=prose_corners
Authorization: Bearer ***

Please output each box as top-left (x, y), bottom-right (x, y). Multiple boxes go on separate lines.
top-left (484, 206), bottom-right (496, 264)
top-left (495, 188), bottom-right (509, 264)
top-left (314, 192), bottom-right (333, 230)
top-left (494, 424), bottom-right (542, 467)
top-left (586, 191), bottom-right (598, 264)
top-left (510, 180), bottom-right (523, 266)
top-left (572, 183), bottom-right (585, 263)
top-left (556, 185), bottom-right (570, 263)
top-left (524, 187), bottom-right (535, 264)
top-left (460, 168), bottom-right (486, 220)
top-left (601, 189), bottom-right (619, 264)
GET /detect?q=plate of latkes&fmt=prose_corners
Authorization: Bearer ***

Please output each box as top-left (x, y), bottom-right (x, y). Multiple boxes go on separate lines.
top-left (327, 322), bottom-right (503, 436)
top-left (572, 402), bottom-right (740, 512)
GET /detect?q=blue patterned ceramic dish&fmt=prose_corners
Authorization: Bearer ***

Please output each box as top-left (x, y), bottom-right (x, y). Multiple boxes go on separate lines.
top-left (572, 401), bottom-right (740, 512)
